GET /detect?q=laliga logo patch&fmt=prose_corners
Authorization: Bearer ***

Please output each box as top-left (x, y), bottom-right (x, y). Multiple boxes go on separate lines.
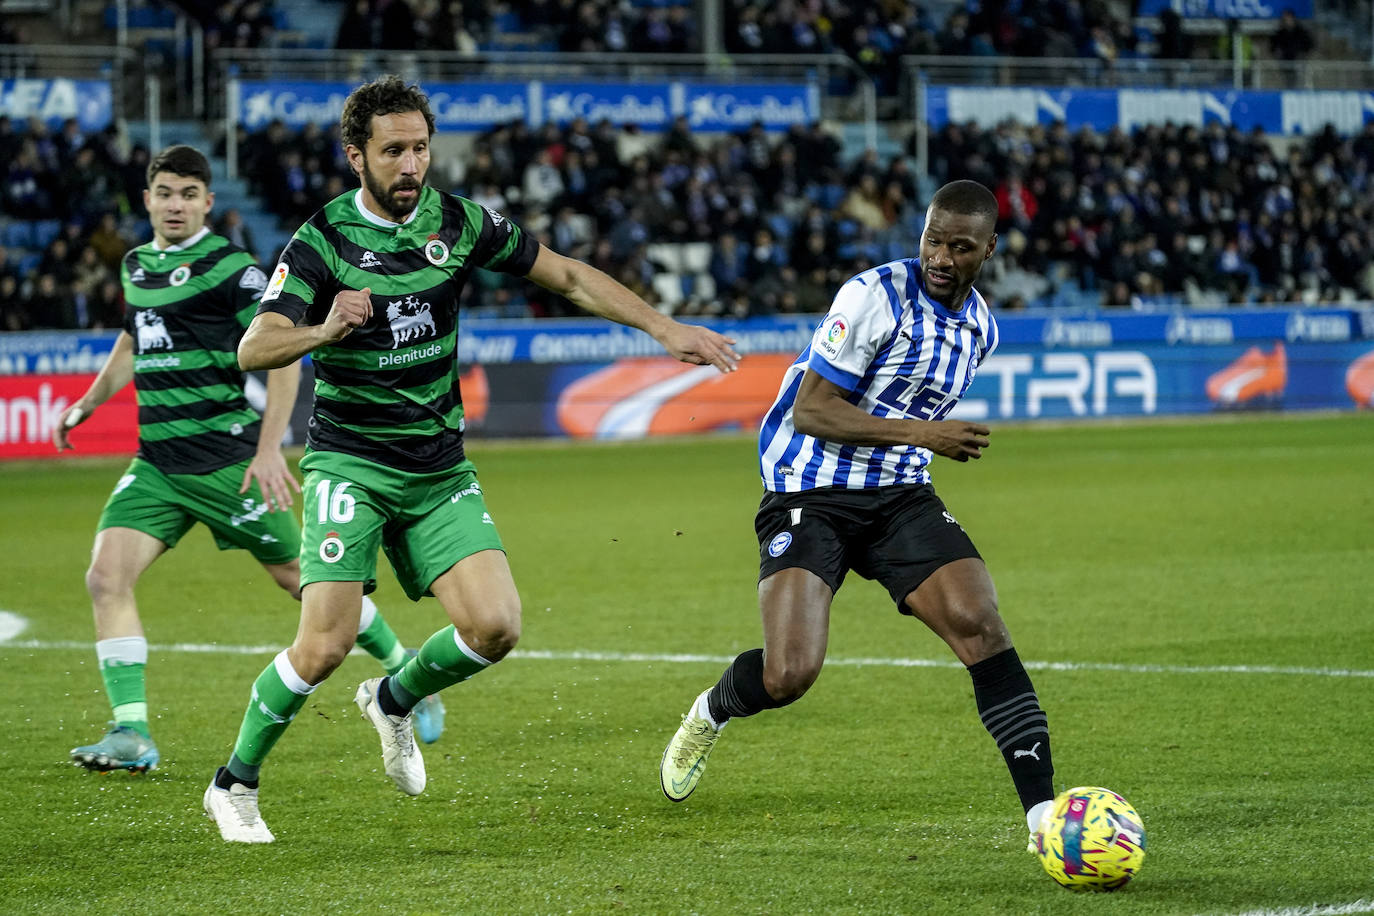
top-left (169, 264), bottom-right (192, 287)
top-left (320, 531), bottom-right (346, 564)
top-left (817, 314), bottom-right (849, 358)
top-left (424, 234), bottom-right (449, 266)
top-left (262, 262), bottom-right (289, 302)
top-left (768, 531), bottom-right (792, 557)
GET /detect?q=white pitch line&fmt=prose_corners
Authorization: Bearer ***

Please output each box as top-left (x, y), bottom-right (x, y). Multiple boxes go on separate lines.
top-left (2, 638), bottom-right (1373, 679)
top-left (1205, 900), bottom-right (1374, 916)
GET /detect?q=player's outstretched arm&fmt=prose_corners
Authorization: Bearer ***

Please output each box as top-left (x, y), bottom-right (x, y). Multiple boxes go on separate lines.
top-left (792, 371), bottom-right (991, 461)
top-left (53, 331), bottom-right (136, 451)
top-left (524, 245), bottom-right (739, 373)
top-left (240, 359), bottom-right (304, 511)
top-left (238, 289), bottom-right (373, 370)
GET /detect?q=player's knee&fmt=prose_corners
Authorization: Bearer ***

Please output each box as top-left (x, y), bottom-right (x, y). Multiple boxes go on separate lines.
top-left (951, 605), bottom-right (1012, 664)
top-left (466, 615), bottom-right (520, 662)
top-left (762, 655), bottom-right (821, 704)
top-left (291, 636), bottom-right (354, 682)
top-left (84, 560), bottom-right (132, 604)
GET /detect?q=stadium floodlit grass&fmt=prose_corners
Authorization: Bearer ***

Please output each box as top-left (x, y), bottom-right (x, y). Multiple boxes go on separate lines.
top-left (3, 413), bottom-right (1372, 915)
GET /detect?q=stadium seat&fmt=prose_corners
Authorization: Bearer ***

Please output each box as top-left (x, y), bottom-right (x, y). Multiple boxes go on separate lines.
top-left (819, 184), bottom-right (847, 211)
top-left (646, 243), bottom-right (685, 274)
top-left (651, 271), bottom-right (686, 308)
top-left (680, 242), bottom-right (711, 274)
top-left (766, 213), bottom-right (794, 244)
top-left (690, 272), bottom-right (717, 304)
top-left (32, 220), bottom-right (62, 249)
top-left (2, 222), bottom-right (33, 249)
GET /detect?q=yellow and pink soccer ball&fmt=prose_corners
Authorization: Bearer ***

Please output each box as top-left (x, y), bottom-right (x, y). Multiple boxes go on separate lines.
top-left (1033, 786), bottom-right (1146, 891)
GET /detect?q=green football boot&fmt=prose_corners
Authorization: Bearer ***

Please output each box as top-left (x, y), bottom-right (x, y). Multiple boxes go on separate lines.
top-left (70, 726), bottom-right (160, 773)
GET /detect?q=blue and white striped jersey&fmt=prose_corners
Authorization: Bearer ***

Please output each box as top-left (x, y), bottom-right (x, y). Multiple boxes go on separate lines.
top-left (758, 258), bottom-right (999, 492)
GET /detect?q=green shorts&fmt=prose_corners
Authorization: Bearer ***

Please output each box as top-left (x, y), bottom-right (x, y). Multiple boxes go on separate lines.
top-left (298, 450), bottom-right (504, 601)
top-left (97, 456), bottom-right (301, 565)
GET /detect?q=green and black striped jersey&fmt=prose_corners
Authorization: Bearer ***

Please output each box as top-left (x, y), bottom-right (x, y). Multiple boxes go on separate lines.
top-left (121, 228), bottom-right (269, 475)
top-left (256, 187), bottom-right (539, 472)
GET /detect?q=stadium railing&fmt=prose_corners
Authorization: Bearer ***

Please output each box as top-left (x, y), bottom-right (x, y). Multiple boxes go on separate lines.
top-left (0, 44), bottom-right (139, 116)
top-left (900, 54), bottom-right (1374, 91)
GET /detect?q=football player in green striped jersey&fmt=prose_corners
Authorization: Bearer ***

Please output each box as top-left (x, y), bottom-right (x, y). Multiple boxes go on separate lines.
top-left (55, 145), bottom-right (435, 777)
top-left (202, 75), bottom-right (741, 842)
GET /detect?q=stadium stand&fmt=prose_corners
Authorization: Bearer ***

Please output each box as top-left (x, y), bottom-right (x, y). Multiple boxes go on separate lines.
top-left (3, 0), bottom-right (1374, 329)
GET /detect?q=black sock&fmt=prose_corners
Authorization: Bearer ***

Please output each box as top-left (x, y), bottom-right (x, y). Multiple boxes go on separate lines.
top-left (706, 648), bottom-right (795, 723)
top-left (215, 764), bottom-right (258, 791)
top-left (376, 676), bottom-right (408, 717)
top-left (968, 647), bottom-right (1054, 813)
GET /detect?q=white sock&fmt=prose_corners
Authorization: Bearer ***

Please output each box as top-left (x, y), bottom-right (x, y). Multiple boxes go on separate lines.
top-left (693, 690), bottom-right (724, 730)
top-left (357, 595), bottom-right (378, 633)
top-left (96, 636), bottom-right (148, 665)
top-left (1026, 799), bottom-right (1053, 834)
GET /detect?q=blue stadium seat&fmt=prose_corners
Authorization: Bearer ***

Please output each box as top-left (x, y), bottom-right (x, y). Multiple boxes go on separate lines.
top-left (766, 213), bottom-right (794, 243)
top-left (17, 252), bottom-right (42, 276)
top-left (32, 220), bottom-right (62, 249)
top-left (2, 222), bottom-right (33, 249)
top-left (818, 184), bottom-right (847, 211)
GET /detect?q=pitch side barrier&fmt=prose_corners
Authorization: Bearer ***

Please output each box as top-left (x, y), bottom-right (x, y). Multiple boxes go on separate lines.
top-left (2, 307), bottom-right (1372, 457)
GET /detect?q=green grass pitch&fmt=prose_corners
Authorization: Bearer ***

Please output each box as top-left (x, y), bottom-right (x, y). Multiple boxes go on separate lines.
top-left (3, 414), bottom-right (1372, 915)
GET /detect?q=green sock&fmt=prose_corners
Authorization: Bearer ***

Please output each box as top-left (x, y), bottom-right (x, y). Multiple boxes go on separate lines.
top-left (96, 637), bottom-right (150, 738)
top-left (393, 625), bottom-right (491, 705)
top-left (355, 595), bottom-right (407, 674)
top-left (226, 650), bottom-right (314, 781)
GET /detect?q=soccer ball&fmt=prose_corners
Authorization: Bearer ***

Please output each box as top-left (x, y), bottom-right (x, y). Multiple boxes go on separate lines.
top-left (1033, 786), bottom-right (1146, 891)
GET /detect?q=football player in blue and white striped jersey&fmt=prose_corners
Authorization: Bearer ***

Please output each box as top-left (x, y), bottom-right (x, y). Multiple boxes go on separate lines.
top-left (660, 180), bottom-right (1058, 848)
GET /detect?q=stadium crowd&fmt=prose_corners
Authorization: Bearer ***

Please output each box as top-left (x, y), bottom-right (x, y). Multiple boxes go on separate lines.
top-left (322, 0), bottom-right (1316, 97)
top-left (234, 111), bottom-right (1374, 317)
top-left (0, 116), bottom-right (252, 332)
top-left (5, 105), bottom-right (1374, 330)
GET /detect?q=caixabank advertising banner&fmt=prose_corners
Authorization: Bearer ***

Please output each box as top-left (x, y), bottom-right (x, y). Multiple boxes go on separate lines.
top-left (3, 308), bottom-right (1372, 458)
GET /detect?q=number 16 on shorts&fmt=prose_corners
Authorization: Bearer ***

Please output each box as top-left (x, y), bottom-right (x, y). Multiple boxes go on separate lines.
top-left (311, 478), bottom-right (358, 566)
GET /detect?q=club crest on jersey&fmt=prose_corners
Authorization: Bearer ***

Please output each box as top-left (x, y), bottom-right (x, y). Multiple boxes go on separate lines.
top-left (424, 234), bottom-right (449, 266)
top-left (169, 263), bottom-right (192, 287)
top-left (263, 262), bottom-right (289, 302)
top-left (768, 531), bottom-right (793, 557)
top-left (386, 295), bottom-right (437, 348)
top-left (817, 314), bottom-right (849, 358)
top-left (320, 532), bottom-right (345, 564)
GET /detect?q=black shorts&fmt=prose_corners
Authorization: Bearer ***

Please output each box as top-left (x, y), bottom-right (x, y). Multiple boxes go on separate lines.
top-left (755, 483), bottom-right (982, 613)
